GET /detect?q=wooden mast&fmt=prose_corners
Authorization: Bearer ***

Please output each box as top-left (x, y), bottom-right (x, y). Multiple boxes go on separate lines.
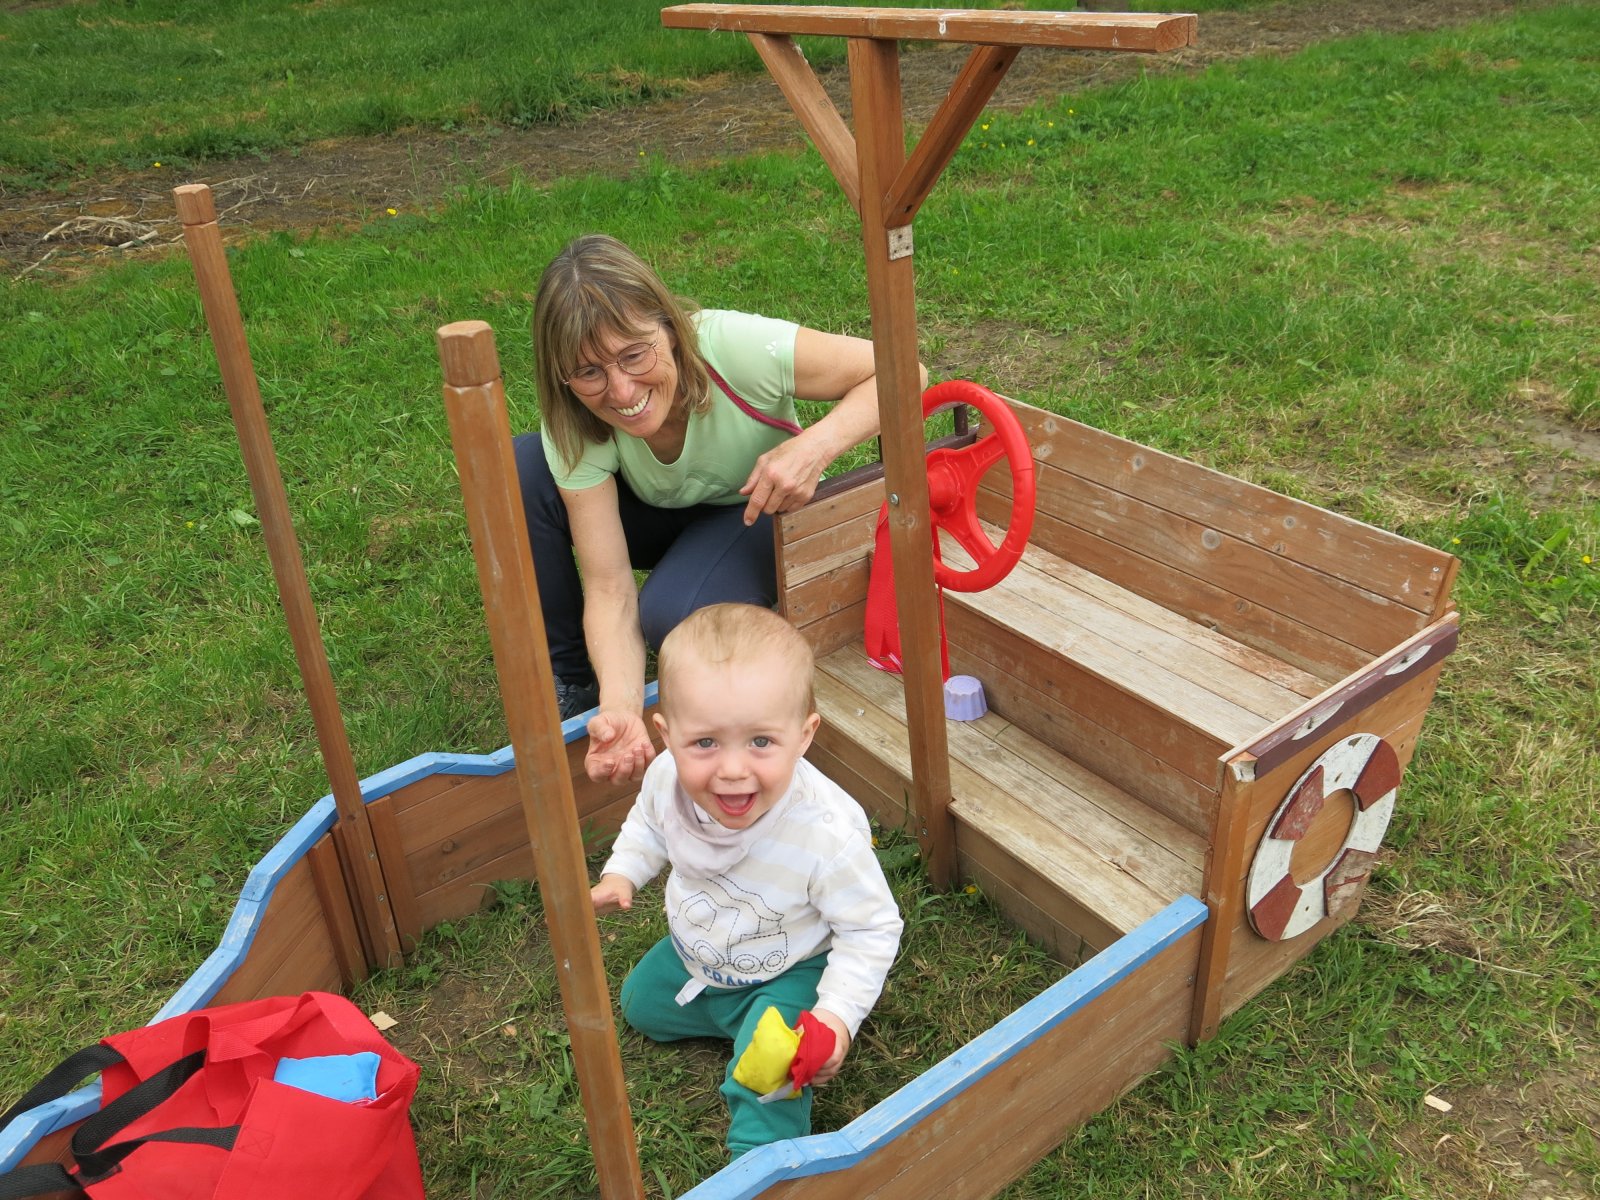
top-left (436, 321), bottom-right (645, 1200)
top-left (173, 182), bottom-right (402, 971)
top-left (661, 5), bottom-right (1197, 889)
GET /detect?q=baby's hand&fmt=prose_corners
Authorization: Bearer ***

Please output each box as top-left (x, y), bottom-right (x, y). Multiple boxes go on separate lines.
top-left (808, 1008), bottom-right (852, 1086)
top-left (590, 873), bottom-right (635, 914)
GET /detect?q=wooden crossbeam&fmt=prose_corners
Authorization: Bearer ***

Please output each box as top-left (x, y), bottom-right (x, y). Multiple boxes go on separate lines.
top-left (663, 5), bottom-right (1197, 52)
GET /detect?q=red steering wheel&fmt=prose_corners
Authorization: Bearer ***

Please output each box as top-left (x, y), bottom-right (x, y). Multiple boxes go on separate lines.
top-left (921, 380), bottom-right (1036, 592)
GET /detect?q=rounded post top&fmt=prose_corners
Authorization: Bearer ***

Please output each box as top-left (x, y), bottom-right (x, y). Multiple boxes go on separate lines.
top-left (436, 320), bottom-right (503, 388)
top-left (172, 183), bottom-right (217, 225)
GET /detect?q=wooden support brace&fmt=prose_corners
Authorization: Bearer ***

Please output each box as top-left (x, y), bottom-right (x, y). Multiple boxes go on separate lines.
top-left (436, 321), bottom-right (645, 1200)
top-left (172, 182), bottom-right (402, 971)
top-left (748, 32), bottom-right (860, 214)
top-left (885, 43), bottom-right (1019, 225)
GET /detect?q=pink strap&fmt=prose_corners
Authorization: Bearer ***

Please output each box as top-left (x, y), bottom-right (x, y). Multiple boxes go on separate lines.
top-left (706, 362), bottom-right (803, 436)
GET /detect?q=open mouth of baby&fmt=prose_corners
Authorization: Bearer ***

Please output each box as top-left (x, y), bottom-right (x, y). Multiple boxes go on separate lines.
top-left (714, 792), bottom-right (758, 819)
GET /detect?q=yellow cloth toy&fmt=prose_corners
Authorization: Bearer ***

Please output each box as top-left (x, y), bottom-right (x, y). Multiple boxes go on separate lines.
top-left (731, 1007), bottom-right (802, 1096)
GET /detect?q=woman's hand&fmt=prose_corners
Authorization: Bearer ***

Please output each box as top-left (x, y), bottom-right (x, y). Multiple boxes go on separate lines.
top-left (584, 708), bottom-right (656, 784)
top-left (808, 1008), bottom-right (853, 1087)
top-left (739, 435), bottom-right (832, 526)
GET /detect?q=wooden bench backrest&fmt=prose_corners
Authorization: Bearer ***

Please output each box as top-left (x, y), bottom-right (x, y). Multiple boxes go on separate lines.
top-left (978, 401), bottom-right (1458, 683)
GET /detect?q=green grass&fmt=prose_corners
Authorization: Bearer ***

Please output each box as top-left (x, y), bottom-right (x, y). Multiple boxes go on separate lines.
top-left (0, 0), bottom-right (1282, 192)
top-left (352, 836), bottom-right (1061, 1198)
top-left (3, 3), bottom-right (1598, 1198)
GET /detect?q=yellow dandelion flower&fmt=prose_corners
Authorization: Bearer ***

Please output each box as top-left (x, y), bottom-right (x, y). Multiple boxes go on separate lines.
top-left (386, 207), bottom-right (397, 216)
top-left (964, 885), bottom-right (978, 895)
top-left (1451, 537), bottom-right (1461, 545)
top-left (185, 520), bottom-right (195, 529)
top-left (981, 123), bottom-right (989, 131)
top-left (1027, 138), bottom-right (1035, 146)
top-left (153, 161), bottom-right (162, 168)
top-left (1584, 554), bottom-right (1594, 565)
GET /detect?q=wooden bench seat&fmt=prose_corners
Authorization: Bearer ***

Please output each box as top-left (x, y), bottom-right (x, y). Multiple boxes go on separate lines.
top-left (942, 527), bottom-right (1327, 745)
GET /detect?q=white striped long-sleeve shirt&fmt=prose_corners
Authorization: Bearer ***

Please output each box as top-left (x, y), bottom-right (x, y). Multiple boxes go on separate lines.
top-left (602, 754), bottom-right (903, 1037)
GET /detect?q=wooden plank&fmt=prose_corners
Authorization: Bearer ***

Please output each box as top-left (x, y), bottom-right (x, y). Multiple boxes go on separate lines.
top-left (1232, 614), bottom-right (1459, 779)
top-left (755, 929), bottom-right (1200, 1200)
top-left (748, 33), bottom-right (859, 214)
top-left (955, 820), bottom-right (1124, 954)
top-left (877, 939), bottom-right (1197, 1199)
top-left (945, 544), bottom-right (1301, 736)
top-left (1001, 530), bottom-right (1326, 699)
top-left (817, 651), bottom-right (1174, 942)
top-left (994, 498), bottom-right (1364, 683)
top-left (944, 604), bottom-right (1230, 792)
top-left (1007, 399), bottom-right (1456, 616)
top-left (176, 183), bottom-right (400, 970)
top-left (411, 843), bottom-right (537, 933)
top-left (438, 321), bottom-right (643, 1199)
top-left (997, 455), bottom-right (1427, 660)
top-left (783, 557), bottom-right (871, 628)
top-left (799, 598), bottom-right (869, 658)
top-left (403, 782), bottom-right (533, 896)
top-left (948, 635), bottom-right (1218, 836)
top-left (1211, 666), bottom-right (1444, 1026)
top-left (778, 470), bottom-right (883, 545)
top-left (954, 850), bottom-right (1086, 966)
top-left (307, 832), bottom-right (367, 987)
top-left (986, 719), bottom-right (1208, 873)
top-left (780, 509), bottom-right (879, 591)
top-left (662, 6), bottom-right (1198, 54)
top-left (366, 794), bottom-right (424, 950)
top-left (211, 859), bottom-right (340, 1004)
top-left (823, 653), bottom-right (1202, 903)
top-left (885, 44), bottom-right (1018, 225)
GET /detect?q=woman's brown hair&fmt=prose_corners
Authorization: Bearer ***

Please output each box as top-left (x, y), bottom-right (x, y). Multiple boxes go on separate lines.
top-left (532, 234), bottom-right (711, 472)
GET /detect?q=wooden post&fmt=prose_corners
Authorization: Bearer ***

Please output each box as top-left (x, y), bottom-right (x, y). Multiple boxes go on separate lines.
top-left (849, 36), bottom-right (957, 889)
top-left (436, 320), bottom-right (645, 1200)
top-left (173, 183), bottom-right (400, 972)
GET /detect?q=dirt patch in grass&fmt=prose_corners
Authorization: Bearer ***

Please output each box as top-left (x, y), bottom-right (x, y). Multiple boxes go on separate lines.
top-left (1, 0), bottom-right (1558, 280)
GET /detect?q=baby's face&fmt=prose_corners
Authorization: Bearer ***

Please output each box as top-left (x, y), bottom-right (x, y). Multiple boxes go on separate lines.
top-left (654, 651), bottom-right (820, 830)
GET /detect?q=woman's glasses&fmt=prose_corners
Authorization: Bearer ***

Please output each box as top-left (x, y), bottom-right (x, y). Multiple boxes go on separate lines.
top-left (565, 338), bottom-right (660, 396)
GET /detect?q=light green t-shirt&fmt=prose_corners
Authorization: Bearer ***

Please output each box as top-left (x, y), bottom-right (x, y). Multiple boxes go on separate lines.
top-left (545, 309), bottom-right (801, 507)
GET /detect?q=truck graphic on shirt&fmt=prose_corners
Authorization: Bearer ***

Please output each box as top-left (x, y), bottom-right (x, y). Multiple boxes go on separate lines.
top-left (672, 873), bottom-right (791, 987)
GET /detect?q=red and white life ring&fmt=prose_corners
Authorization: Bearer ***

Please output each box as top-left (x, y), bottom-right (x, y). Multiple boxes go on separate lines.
top-left (1246, 733), bottom-right (1399, 941)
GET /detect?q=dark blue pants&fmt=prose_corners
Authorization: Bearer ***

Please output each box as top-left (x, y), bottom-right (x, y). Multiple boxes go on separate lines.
top-left (513, 433), bottom-right (778, 679)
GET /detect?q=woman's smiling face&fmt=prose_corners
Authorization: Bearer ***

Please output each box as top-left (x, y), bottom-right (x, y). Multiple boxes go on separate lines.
top-left (569, 319), bottom-right (681, 442)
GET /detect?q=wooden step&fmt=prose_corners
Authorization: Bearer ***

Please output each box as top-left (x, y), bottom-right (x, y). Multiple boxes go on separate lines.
top-left (814, 646), bottom-right (1204, 955)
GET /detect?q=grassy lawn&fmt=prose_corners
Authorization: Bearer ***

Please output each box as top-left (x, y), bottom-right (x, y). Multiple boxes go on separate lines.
top-left (0, 0), bottom-right (1278, 192)
top-left (3, 3), bottom-right (1598, 1198)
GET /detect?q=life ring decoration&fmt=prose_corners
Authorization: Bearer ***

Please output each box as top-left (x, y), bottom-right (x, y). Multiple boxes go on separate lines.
top-left (921, 380), bottom-right (1037, 593)
top-left (1246, 733), bottom-right (1400, 941)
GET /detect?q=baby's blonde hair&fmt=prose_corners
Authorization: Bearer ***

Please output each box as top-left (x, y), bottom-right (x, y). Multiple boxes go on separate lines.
top-left (657, 604), bottom-right (815, 720)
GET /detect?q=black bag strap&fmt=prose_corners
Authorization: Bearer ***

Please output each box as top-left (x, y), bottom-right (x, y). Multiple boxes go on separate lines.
top-left (0, 1047), bottom-right (124, 1133)
top-left (75, 1125), bottom-right (239, 1185)
top-left (69, 1051), bottom-right (208, 1171)
top-left (0, 1124), bottom-right (239, 1199)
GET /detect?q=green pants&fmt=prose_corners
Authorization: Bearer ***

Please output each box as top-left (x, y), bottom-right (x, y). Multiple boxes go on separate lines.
top-left (619, 937), bottom-right (827, 1158)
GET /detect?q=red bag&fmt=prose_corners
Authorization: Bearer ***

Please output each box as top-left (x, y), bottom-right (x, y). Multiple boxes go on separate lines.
top-left (0, 992), bottom-right (424, 1200)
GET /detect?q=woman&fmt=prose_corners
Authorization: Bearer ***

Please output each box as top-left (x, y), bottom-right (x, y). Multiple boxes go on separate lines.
top-left (515, 234), bottom-right (910, 784)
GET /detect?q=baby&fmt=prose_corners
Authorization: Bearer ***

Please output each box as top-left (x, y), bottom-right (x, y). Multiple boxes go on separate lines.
top-left (591, 602), bottom-right (903, 1159)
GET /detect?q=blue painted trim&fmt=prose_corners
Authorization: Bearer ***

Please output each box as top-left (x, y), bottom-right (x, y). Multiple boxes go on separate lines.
top-left (0, 684), bottom-right (658, 1173)
top-left (681, 895), bottom-right (1208, 1200)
